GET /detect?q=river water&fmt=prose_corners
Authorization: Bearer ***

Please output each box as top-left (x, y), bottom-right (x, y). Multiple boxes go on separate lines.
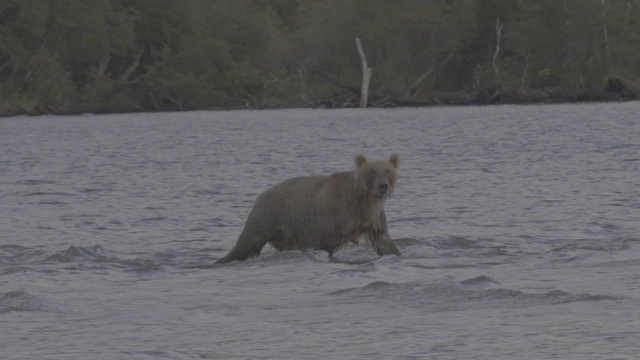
top-left (2, 103), bottom-right (640, 359)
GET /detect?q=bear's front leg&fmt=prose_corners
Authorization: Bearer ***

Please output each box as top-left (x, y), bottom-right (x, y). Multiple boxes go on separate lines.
top-left (370, 233), bottom-right (401, 256)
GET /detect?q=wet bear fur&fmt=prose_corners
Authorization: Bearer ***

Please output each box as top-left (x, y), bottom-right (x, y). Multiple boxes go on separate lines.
top-left (216, 153), bottom-right (400, 263)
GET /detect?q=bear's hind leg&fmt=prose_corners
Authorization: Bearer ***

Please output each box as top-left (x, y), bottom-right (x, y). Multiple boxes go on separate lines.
top-left (215, 226), bottom-right (271, 264)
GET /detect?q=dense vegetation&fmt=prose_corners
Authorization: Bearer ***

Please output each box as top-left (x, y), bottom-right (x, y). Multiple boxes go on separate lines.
top-left (1, 0), bottom-right (639, 115)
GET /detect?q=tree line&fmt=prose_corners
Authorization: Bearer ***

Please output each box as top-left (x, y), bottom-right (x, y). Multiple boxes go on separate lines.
top-left (1, 0), bottom-right (638, 116)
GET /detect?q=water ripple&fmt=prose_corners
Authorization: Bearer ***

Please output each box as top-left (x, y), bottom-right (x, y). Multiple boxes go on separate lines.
top-left (328, 277), bottom-right (626, 308)
top-left (0, 290), bottom-right (67, 313)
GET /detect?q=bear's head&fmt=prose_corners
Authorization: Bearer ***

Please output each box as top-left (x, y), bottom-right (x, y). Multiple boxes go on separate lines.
top-left (354, 153), bottom-right (400, 200)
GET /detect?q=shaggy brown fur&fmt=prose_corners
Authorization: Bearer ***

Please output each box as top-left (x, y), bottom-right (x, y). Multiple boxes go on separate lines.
top-left (216, 154), bottom-right (400, 263)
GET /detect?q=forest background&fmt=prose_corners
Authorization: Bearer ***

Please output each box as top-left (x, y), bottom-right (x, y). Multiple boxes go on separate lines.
top-left (1, 0), bottom-right (639, 115)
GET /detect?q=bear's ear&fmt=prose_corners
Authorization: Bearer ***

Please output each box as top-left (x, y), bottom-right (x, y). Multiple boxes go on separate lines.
top-left (389, 153), bottom-right (400, 169)
top-left (354, 154), bottom-right (367, 168)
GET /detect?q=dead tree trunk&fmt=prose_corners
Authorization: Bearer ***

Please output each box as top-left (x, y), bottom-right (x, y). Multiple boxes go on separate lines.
top-left (601, 0), bottom-right (610, 68)
top-left (518, 47), bottom-right (531, 96)
top-left (121, 49), bottom-right (144, 83)
top-left (489, 18), bottom-right (504, 103)
top-left (492, 18), bottom-right (503, 82)
top-left (356, 38), bottom-right (371, 108)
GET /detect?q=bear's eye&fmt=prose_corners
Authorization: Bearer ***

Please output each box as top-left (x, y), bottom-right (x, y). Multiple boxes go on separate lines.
top-left (368, 168), bottom-right (376, 176)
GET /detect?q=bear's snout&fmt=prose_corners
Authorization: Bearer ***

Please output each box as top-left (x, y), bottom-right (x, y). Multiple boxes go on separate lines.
top-left (375, 181), bottom-right (390, 196)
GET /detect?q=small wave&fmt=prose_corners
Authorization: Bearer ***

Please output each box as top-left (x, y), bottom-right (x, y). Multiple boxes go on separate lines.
top-left (36, 200), bottom-right (69, 205)
top-left (192, 189), bottom-right (223, 196)
top-left (1, 246), bottom-right (50, 264)
top-left (258, 249), bottom-right (331, 264)
top-left (0, 244), bottom-right (28, 253)
top-left (330, 252), bottom-right (381, 265)
top-left (2, 245), bottom-right (166, 273)
top-left (17, 179), bottom-right (56, 185)
top-left (79, 188), bottom-right (111, 193)
top-left (327, 279), bottom-right (458, 298)
top-left (138, 216), bottom-right (167, 222)
top-left (470, 288), bottom-right (625, 304)
top-left (541, 237), bottom-right (639, 263)
top-left (436, 236), bottom-right (479, 249)
top-left (420, 236), bottom-right (514, 260)
top-left (21, 191), bottom-right (77, 197)
top-left (428, 236), bottom-right (504, 251)
top-left (392, 237), bottom-right (423, 246)
top-left (586, 222), bottom-right (625, 236)
top-left (0, 290), bottom-right (64, 313)
top-left (115, 258), bottom-right (163, 272)
top-left (327, 239), bottom-right (410, 264)
top-left (47, 246), bottom-right (171, 273)
top-left (44, 245), bottom-right (109, 263)
top-left (2, 243), bottom-right (224, 274)
top-left (328, 281), bottom-right (392, 296)
top-left (401, 244), bottom-right (438, 259)
top-left (328, 277), bottom-right (623, 308)
top-left (460, 275), bottom-right (501, 289)
top-left (121, 350), bottom-right (182, 359)
top-left (210, 216), bottom-right (241, 227)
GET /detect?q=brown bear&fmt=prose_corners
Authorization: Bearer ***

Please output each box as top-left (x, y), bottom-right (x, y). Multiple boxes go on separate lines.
top-left (215, 153), bottom-right (401, 263)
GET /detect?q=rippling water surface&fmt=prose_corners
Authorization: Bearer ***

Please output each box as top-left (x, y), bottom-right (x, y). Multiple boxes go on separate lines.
top-left (2, 103), bottom-right (640, 359)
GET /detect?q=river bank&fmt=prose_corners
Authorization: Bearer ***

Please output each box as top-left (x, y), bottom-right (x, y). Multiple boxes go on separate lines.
top-left (2, 79), bottom-right (637, 117)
